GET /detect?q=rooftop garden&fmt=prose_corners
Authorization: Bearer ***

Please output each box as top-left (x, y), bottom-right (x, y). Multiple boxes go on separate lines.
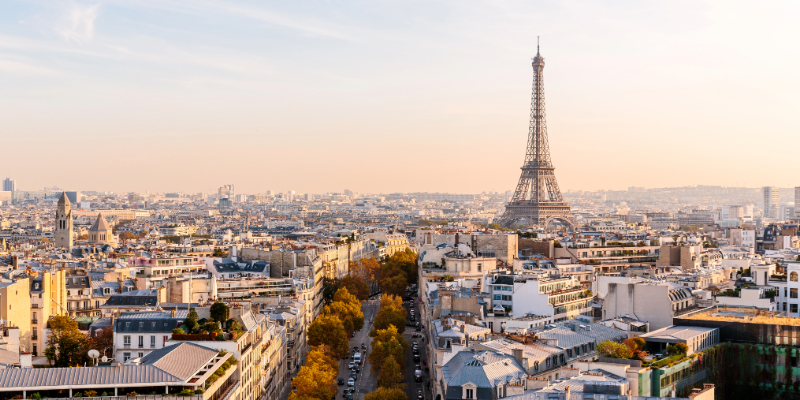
top-left (597, 339), bottom-right (689, 368)
top-left (171, 303), bottom-right (246, 341)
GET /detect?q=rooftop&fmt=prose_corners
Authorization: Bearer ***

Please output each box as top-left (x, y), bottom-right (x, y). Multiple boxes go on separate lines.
top-left (678, 306), bottom-right (800, 326)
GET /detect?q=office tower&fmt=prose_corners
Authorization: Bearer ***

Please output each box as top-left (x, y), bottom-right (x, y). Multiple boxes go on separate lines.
top-left (2, 178), bottom-right (15, 192)
top-left (763, 186), bottom-right (778, 219)
top-left (796, 187), bottom-right (800, 217)
top-left (65, 191), bottom-right (81, 204)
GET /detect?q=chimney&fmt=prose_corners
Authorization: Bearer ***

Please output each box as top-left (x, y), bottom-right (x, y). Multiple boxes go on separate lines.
top-left (512, 348), bottom-right (524, 367)
top-left (460, 324), bottom-right (465, 333)
top-left (171, 309), bottom-right (176, 318)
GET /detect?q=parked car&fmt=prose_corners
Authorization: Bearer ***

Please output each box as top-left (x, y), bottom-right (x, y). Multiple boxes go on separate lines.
top-left (337, 378), bottom-right (344, 385)
top-left (348, 378), bottom-right (355, 386)
top-left (348, 362), bottom-right (355, 369)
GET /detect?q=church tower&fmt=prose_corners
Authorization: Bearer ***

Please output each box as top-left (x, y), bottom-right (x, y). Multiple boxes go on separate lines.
top-left (55, 192), bottom-right (73, 249)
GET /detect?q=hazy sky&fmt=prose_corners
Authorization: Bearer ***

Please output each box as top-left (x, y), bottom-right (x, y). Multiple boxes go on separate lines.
top-left (2, 1), bottom-right (799, 195)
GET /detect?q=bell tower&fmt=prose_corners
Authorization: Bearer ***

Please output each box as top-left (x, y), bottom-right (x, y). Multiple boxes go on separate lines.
top-left (55, 192), bottom-right (73, 249)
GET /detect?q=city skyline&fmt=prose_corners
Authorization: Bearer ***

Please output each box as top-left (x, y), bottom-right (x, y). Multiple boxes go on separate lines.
top-left (2, 1), bottom-right (799, 194)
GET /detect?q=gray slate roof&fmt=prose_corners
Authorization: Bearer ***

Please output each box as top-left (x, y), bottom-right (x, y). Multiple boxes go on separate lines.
top-left (441, 350), bottom-right (527, 389)
top-left (140, 342), bottom-right (219, 381)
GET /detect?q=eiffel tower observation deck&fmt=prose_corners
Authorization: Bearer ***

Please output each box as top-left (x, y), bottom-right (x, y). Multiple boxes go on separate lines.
top-left (499, 45), bottom-right (576, 230)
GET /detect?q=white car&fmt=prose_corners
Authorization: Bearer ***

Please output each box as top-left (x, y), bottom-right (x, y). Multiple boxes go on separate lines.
top-left (348, 362), bottom-right (355, 369)
top-left (348, 377), bottom-right (355, 386)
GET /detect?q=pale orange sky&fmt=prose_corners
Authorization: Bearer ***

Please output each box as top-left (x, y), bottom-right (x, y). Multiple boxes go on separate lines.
top-left (1, 1), bottom-right (799, 194)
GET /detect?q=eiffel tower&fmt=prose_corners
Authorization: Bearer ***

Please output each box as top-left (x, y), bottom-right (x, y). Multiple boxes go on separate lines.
top-left (499, 45), bottom-right (577, 229)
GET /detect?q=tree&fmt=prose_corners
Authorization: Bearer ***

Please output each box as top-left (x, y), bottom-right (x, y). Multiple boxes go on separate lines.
top-left (210, 302), bottom-right (230, 324)
top-left (90, 327), bottom-right (114, 358)
top-left (322, 277), bottom-right (341, 304)
top-left (597, 340), bottom-right (633, 359)
top-left (341, 275), bottom-right (369, 301)
top-left (118, 231), bottom-right (135, 245)
top-left (307, 314), bottom-right (349, 358)
top-left (184, 308), bottom-right (200, 333)
top-left (666, 343), bottom-right (689, 357)
top-left (372, 304), bottom-right (406, 335)
top-left (374, 324), bottom-right (407, 347)
top-left (622, 337), bottom-right (645, 352)
top-left (380, 273), bottom-right (408, 297)
top-left (380, 294), bottom-right (403, 310)
top-left (46, 316), bottom-right (91, 367)
top-left (288, 346), bottom-right (338, 400)
top-left (212, 249), bottom-right (228, 257)
top-left (364, 387), bottom-right (407, 400)
top-left (378, 356), bottom-right (404, 389)
top-left (369, 336), bottom-right (405, 376)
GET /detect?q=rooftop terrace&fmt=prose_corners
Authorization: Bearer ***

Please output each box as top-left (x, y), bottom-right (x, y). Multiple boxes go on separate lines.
top-left (679, 306), bottom-right (800, 326)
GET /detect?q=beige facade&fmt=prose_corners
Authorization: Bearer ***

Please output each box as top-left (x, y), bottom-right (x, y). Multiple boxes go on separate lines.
top-left (89, 213), bottom-right (115, 245)
top-left (30, 270), bottom-right (68, 356)
top-left (0, 279), bottom-right (32, 352)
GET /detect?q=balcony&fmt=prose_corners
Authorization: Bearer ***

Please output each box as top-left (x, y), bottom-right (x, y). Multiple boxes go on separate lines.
top-left (31, 304), bottom-right (40, 309)
top-left (31, 319), bottom-right (38, 325)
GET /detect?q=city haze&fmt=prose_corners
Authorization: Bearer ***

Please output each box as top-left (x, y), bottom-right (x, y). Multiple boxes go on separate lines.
top-left (2, 1), bottom-right (799, 194)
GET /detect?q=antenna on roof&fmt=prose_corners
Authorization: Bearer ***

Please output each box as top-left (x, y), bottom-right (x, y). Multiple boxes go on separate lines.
top-left (537, 36), bottom-right (539, 55)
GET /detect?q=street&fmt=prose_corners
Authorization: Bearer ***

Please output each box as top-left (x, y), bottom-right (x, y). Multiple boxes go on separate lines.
top-left (336, 298), bottom-right (380, 400)
top-left (403, 300), bottom-right (429, 400)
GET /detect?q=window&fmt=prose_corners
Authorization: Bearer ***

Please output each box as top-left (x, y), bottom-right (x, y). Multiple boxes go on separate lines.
top-left (124, 336), bottom-right (131, 345)
top-left (123, 352), bottom-right (131, 361)
top-left (465, 389), bottom-right (474, 399)
top-left (494, 295), bottom-right (501, 300)
top-left (151, 336), bottom-right (156, 347)
top-left (552, 356), bottom-right (558, 366)
top-left (791, 289), bottom-right (798, 299)
top-left (560, 354), bottom-right (565, 364)
top-left (534, 361), bottom-right (539, 371)
top-left (138, 336), bottom-right (144, 347)
top-left (792, 304), bottom-right (798, 314)
top-left (477, 263), bottom-right (482, 272)
top-left (546, 358), bottom-right (550, 368)
top-left (792, 272), bottom-right (798, 282)
top-left (138, 352), bottom-right (144, 358)
top-left (567, 349), bottom-right (573, 358)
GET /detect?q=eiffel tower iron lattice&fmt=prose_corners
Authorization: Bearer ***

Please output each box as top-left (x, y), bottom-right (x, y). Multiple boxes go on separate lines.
top-left (499, 47), bottom-right (577, 229)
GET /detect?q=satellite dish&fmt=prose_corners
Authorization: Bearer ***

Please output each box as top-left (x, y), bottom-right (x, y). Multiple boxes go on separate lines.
top-left (101, 355), bottom-right (109, 363)
top-left (88, 349), bottom-right (100, 359)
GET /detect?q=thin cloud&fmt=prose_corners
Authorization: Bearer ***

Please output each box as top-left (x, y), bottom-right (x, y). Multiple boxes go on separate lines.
top-left (55, 2), bottom-right (102, 43)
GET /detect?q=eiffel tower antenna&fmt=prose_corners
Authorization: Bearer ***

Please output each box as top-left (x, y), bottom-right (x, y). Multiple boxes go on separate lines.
top-left (498, 46), bottom-right (576, 230)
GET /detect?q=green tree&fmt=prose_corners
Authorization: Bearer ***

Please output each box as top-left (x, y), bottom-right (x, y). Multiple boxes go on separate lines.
top-left (210, 302), bottom-right (230, 324)
top-left (364, 387), bottom-right (407, 400)
top-left (184, 308), bottom-right (200, 333)
top-left (322, 277), bottom-right (341, 304)
top-left (666, 343), bottom-right (689, 357)
top-left (46, 316), bottom-right (91, 367)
